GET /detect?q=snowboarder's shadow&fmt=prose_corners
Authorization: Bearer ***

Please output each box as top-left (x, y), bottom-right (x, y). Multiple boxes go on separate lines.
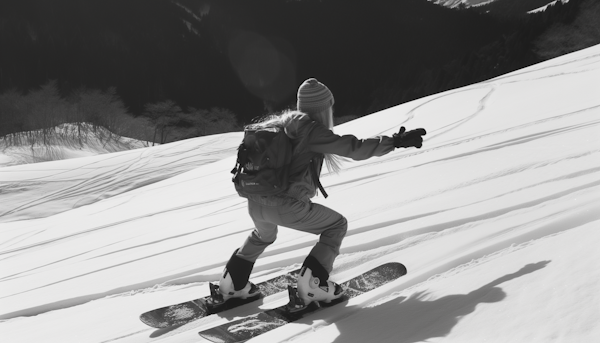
top-left (332, 260), bottom-right (551, 343)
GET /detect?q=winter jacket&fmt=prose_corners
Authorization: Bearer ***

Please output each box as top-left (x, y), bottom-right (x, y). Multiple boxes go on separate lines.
top-left (282, 113), bottom-right (395, 201)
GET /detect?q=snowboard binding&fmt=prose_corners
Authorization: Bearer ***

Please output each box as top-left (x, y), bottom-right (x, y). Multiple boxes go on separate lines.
top-left (206, 282), bottom-right (261, 312)
top-left (206, 283), bottom-right (226, 307)
top-left (285, 284), bottom-right (347, 313)
top-left (286, 285), bottom-right (309, 312)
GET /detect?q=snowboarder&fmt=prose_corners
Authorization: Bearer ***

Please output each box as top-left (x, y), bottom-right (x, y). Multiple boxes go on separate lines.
top-left (218, 78), bottom-right (426, 310)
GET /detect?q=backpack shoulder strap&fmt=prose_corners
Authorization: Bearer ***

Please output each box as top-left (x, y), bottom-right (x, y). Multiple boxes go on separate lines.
top-left (309, 158), bottom-right (328, 198)
top-left (288, 121), bottom-right (329, 198)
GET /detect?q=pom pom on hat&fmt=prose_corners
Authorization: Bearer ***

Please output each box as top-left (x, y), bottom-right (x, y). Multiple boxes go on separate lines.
top-left (297, 78), bottom-right (334, 114)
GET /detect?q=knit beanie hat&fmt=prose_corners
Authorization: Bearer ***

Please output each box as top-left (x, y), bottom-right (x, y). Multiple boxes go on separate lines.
top-left (297, 78), bottom-right (334, 114)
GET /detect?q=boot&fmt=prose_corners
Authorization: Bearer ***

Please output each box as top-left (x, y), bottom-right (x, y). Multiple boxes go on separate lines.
top-left (295, 255), bottom-right (344, 309)
top-left (217, 250), bottom-right (260, 302)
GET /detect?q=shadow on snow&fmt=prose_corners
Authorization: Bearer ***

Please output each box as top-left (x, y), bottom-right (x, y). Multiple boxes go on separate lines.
top-left (332, 261), bottom-right (550, 343)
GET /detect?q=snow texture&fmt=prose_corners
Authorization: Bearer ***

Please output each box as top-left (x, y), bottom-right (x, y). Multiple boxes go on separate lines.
top-left (1, 44), bottom-right (599, 343)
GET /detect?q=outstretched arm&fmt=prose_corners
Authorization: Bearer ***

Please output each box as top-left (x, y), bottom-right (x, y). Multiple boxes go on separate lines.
top-left (308, 124), bottom-right (427, 160)
top-left (307, 124), bottom-right (395, 161)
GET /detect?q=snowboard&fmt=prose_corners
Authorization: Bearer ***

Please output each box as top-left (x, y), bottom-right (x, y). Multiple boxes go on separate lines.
top-left (198, 262), bottom-right (407, 343)
top-left (139, 268), bottom-right (300, 328)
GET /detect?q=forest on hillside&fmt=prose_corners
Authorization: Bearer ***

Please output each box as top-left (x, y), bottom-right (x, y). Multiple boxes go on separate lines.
top-left (0, 0), bottom-right (597, 144)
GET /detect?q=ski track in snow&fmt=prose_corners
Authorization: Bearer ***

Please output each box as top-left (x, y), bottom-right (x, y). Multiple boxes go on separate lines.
top-left (0, 133), bottom-right (241, 223)
top-left (1, 45), bottom-right (600, 343)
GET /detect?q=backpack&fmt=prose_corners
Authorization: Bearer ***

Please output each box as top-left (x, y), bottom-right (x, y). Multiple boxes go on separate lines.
top-left (231, 126), bottom-right (293, 197)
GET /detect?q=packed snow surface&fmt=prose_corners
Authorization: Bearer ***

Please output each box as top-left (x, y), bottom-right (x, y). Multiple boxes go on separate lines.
top-left (1, 44), bottom-right (599, 343)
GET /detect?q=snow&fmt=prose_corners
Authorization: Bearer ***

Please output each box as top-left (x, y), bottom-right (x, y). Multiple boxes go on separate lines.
top-left (1, 44), bottom-right (599, 343)
top-left (0, 123), bottom-right (151, 168)
top-left (430, 0), bottom-right (495, 9)
top-left (528, 0), bottom-right (570, 14)
top-left (0, 131), bottom-right (242, 221)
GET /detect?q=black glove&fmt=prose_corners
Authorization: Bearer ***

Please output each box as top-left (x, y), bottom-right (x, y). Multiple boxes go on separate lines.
top-left (393, 126), bottom-right (427, 149)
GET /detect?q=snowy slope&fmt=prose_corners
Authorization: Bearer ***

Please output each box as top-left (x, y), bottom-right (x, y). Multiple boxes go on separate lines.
top-left (528, 0), bottom-right (569, 14)
top-left (0, 132), bottom-right (241, 222)
top-left (1, 44), bottom-right (599, 343)
top-left (430, 0), bottom-right (496, 8)
top-left (0, 124), bottom-right (151, 168)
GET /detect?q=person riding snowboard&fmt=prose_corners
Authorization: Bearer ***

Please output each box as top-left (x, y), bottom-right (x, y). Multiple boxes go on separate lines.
top-left (218, 78), bottom-right (426, 311)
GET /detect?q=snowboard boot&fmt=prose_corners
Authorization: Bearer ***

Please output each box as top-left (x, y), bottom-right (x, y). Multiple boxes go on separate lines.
top-left (215, 250), bottom-right (260, 303)
top-left (290, 255), bottom-right (344, 312)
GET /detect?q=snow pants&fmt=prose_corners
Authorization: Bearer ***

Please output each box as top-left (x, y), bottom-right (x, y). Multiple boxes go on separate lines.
top-left (236, 196), bottom-right (348, 273)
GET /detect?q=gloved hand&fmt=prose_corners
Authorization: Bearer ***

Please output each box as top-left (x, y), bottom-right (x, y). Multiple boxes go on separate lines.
top-left (393, 126), bottom-right (427, 149)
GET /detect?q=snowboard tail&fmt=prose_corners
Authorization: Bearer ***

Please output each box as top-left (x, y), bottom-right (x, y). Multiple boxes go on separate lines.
top-left (198, 262), bottom-right (407, 343)
top-left (139, 268), bottom-right (300, 328)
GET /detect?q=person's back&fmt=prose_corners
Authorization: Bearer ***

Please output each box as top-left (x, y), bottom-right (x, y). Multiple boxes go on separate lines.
top-left (216, 78), bottom-right (427, 311)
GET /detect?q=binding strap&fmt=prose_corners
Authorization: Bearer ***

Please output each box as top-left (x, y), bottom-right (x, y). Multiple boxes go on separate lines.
top-left (225, 249), bottom-right (255, 291)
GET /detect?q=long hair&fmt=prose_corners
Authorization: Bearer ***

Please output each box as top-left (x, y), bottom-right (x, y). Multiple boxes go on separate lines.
top-left (246, 109), bottom-right (344, 174)
top-left (307, 108), bottom-right (345, 174)
top-left (245, 111), bottom-right (297, 131)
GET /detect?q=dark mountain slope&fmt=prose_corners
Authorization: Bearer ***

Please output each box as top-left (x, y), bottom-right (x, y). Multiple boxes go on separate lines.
top-left (0, 0), bottom-right (589, 125)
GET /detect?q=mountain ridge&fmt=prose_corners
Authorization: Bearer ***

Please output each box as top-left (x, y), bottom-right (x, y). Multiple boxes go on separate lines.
top-left (0, 0), bottom-right (585, 122)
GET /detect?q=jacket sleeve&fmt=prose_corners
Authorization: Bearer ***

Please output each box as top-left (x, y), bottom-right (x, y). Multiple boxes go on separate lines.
top-left (307, 123), bottom-right (396, 160)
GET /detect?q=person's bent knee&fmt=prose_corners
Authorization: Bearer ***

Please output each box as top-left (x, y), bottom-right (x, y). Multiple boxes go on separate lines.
top-left (331, 216), bottom-right (348, 239)
top-left (250, 228), bottom-right (277, 244)
top-left (340, 216), bottom-right (348, 236)
top-left (320, 216), bottom-right (347, 245)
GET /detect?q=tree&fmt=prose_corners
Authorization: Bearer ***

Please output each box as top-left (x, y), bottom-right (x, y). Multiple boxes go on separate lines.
top-left (534, 0), bottom-right (600, 60)
top-left (184, 107), bottom-right (239, 136)
top-left (143, 100), bottom-right (183, 144)
top-left (24, 80), bottom-right (70, 145)
top-left (0, 89), bottom-right (25, 137)
top-left (199, 107), bottom-right (240, 136)
top-left (67, 86), bottom-right (132, 143)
